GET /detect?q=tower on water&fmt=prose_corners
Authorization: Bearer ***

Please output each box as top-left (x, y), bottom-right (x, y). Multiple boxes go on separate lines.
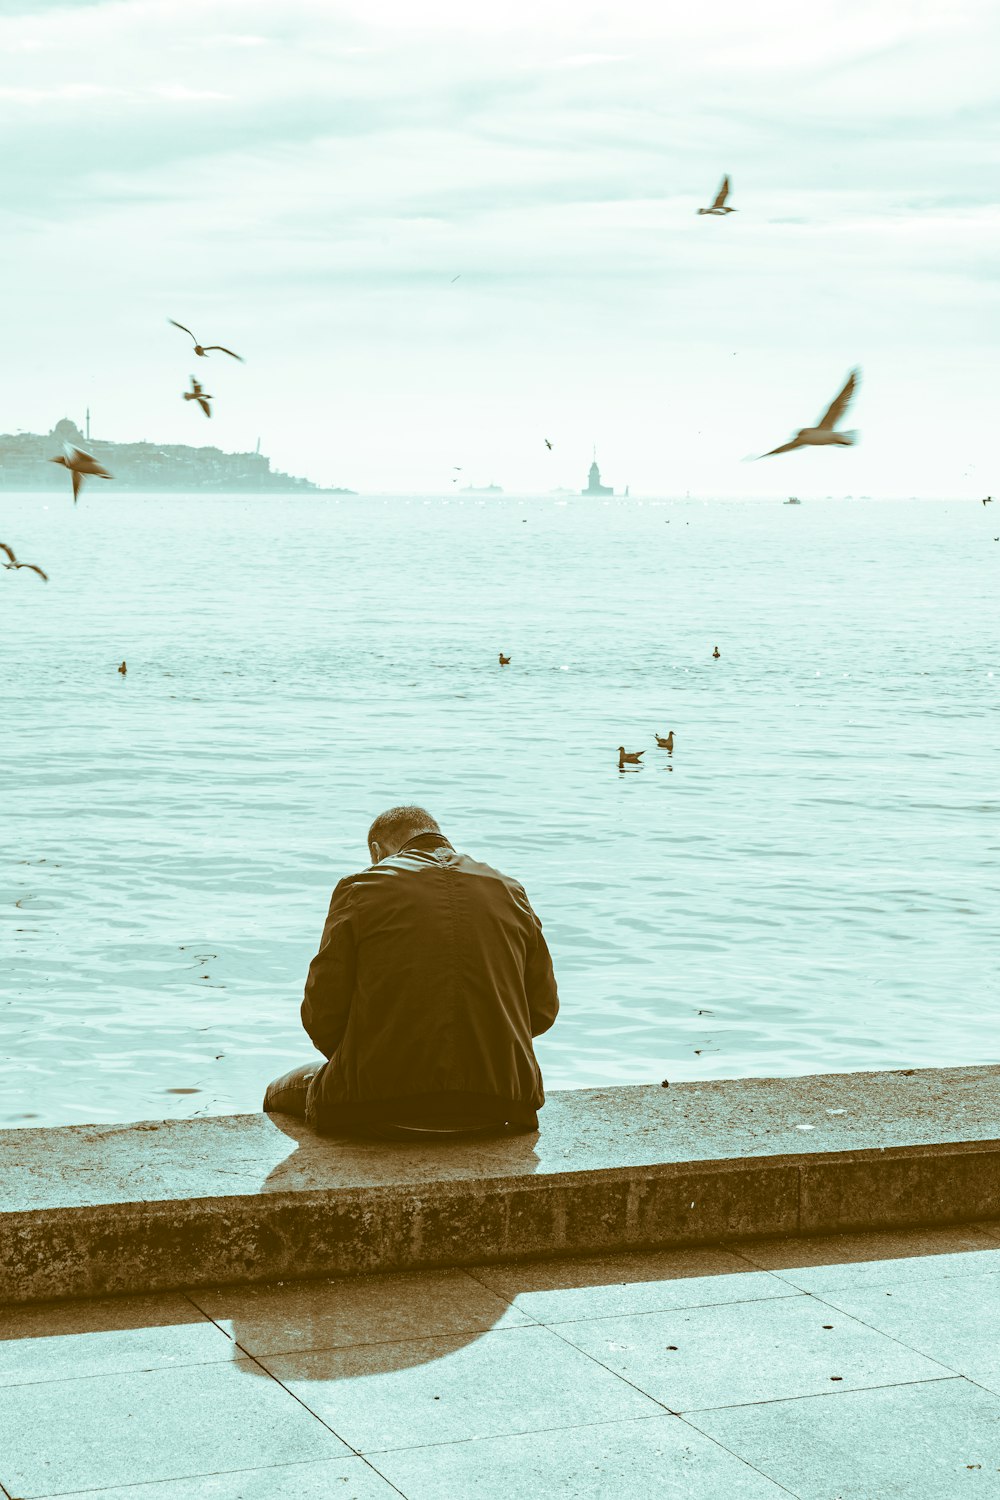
top-left (582, 450), bottom-right (613, 496)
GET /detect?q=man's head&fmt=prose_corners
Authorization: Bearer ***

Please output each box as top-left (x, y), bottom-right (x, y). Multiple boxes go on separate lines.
top-left (367, 806), bottom-right (443, 864)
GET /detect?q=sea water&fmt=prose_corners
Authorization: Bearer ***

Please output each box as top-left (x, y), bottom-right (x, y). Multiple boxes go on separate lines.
top-left (2, 492), bottom-right (997, 1128)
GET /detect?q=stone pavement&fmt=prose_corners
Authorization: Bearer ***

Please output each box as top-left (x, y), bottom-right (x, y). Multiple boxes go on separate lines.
top-left (1, 1221), bottom-right (999, 1499)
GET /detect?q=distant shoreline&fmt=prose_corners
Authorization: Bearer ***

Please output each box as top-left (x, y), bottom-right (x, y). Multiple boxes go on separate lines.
top-left (0, 484), bottom-right (357, 496)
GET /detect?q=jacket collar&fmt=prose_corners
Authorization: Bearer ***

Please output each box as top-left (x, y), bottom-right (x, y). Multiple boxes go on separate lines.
top-left (398, 831), bottom-right (454, 856)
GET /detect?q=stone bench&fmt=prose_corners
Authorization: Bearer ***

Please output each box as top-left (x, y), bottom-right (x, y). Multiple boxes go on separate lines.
top-left (2, 1066), bottom-right (998, 1305)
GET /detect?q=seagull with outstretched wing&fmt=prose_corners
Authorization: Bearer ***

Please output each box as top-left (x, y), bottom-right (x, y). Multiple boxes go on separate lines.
top-left (183, 375), bottom-right (213, 418)
top-left (698, 175), bottom-right (736, 215)
top-left (2, 541), bottom-right (48, 580)
top-left (759, 368), bottom-right (860, 458)
top-left (169, 319), bottom-right (244, 361)
top-left (49, 443), bottom-right (113, 503)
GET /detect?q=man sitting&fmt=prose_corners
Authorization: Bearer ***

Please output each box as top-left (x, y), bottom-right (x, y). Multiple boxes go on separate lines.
top-left (263, 806), bottom-right (559, 1138)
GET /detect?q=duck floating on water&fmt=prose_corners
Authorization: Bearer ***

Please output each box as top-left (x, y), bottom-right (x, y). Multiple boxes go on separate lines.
top-left (618, 746), bottom-right (645, 768)
top-left (655, 731), bottom-right (675, 751)
top-left (712, 646), bottom-right (721, 659)
top-left (118, 660), bottom-right (127, 675)
top-left (498, 653), bottom-right (511, 666)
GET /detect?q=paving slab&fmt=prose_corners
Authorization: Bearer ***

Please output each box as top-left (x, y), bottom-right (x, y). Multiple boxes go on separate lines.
top-left (52, 1457), bottom-right (402, 1500)
top-left (734, 1224), bottom-right (1000, 1292)
top-left (3, 1067), bottom-right (1000, 1304)
top-left (188, 1267), bottom-right (532, 1358)
top-left (687, 1376), bottom-right (1000, 1499)
top-left (260, 1322), bottom-right (662, 1453)
top-left (552, 1292), bottom-right (951, 1412)
top-left (818, 1270), bottom-right (1000, 1396)
top-left (469, 1244), bottom-right (799, 1323)
top-left (369, 1412), bottom-right (793, 1500)
top-left (0, 1357), bottom-right (347, 1499)
top-left (0, 1291), bottom-right (234, 1388)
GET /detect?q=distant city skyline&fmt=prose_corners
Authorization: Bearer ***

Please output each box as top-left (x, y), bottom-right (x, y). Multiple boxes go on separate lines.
top-left (1, 0), bottom-right (997, 497)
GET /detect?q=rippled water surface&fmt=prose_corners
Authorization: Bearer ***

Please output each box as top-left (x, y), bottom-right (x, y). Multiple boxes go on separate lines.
top-left (2, 492), bottom-right (998, 1128)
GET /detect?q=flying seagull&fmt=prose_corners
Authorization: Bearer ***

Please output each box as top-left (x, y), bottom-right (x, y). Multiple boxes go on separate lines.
top-left (183, 376), bottom-right (212, 418)
top-left (1, 541), bottom-right (47, 581)
top-left (544, 438), bottom-right (553, 450)
top-left (759, 369), bottom-right (860, 458)
top-left (450, 275), bottom-right (461, 283)
top-left (168, 320), bottom-right (244, 361)
top-left (49, 443), bottom-right (112, 503)
top-left (982, 496), bottom-right (992, 506)
top-left (698, 176), bottom-right (736, 216)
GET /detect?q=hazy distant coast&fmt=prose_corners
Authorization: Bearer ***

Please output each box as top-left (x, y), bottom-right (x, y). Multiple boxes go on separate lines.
top-left (0, 417), bottom-right (353, 495)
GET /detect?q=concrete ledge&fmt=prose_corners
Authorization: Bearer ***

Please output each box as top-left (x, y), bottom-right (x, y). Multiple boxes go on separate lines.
top-left (2, 1066), bottom-right (999, 1304)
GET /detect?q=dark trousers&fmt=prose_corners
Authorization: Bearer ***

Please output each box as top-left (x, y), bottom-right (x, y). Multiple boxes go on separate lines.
top-left (263, 1062), bottom-right (322, 1119)
top-left (262, 1061), bottom-right (534, 1140)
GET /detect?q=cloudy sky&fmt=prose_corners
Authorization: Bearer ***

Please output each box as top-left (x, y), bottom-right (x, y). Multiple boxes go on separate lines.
top-left (1, 0), bottom-right (997, 495)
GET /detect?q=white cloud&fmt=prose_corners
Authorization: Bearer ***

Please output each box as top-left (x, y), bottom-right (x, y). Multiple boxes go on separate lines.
top-left (0, 0), bottom-right (997, 494)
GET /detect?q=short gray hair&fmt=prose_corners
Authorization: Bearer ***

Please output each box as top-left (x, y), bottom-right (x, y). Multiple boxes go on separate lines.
top-left (367, 805), bottom-right (441, 854)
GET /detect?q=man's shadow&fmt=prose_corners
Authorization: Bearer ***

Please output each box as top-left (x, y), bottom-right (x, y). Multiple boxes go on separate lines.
top-left (227, 1111), bottom-right (542, 1380)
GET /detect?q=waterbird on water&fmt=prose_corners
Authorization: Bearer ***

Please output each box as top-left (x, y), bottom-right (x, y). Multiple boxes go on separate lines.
top-left (618, 746), bottom-right (645, 767)
top-left (713, 646), bottom-right (721, 659)
top-left (498, 653), bottom-right (511, 666)
top-left (183, 376), bottom-right (212, 418)
top-left (1, 542), bottom-right (47, 581)
top-left (655, 731), bottom-right (674, 751)
top-left (698, 175), bottom-right (736, 215)
top-left (759, 368), bottom-right (860, 458)
top-left (49, 443), bottom-right (112, 503)
top-left (168, 320), bottom-right (243, 361)
top-left (118, 661), bottom-right (127, 675)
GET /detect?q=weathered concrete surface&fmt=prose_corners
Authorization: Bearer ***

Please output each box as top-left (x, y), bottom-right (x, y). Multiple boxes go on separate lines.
top-left (2, 1067), bottom-right (998, 1304)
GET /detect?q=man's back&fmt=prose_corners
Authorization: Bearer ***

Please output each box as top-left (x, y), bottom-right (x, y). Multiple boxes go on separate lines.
top-left (300, 832), bottom-right (558, 1132)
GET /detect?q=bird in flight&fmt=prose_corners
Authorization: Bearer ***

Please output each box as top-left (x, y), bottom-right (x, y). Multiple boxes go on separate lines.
top-left (183, 376), bottom-right (212, 418)
top-left (49, 443), bottom-right (112, 503)
top-left (544, 439), bottom-right (553, 450)
top-left (759, 369), bottom-right (860, 458)
top-left (982, 496), bottom-right (993, 506)
top-left (450, 275), bottom-right (461, 283)
top-left (1, 542), bottom-right (47, 581)
top-left (698, 176), bottom-right (736, 216)
top-left (168, 320), bottom-right (243, 361)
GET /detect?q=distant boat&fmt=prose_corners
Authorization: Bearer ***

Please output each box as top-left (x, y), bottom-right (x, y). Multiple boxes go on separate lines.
top-left (461, 482), bottom-right (503, 494)
top-left (784, 496), bottom-right (802, 505)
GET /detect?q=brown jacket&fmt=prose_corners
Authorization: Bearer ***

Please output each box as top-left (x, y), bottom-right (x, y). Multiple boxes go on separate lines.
top-left (301, 833), bottom-right (559, 1130)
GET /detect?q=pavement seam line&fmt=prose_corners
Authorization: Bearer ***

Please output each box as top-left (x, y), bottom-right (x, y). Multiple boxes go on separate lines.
top-left (356, 1409), bottom-right (682, 1458)
top-left (673, 1412), bottom-right (804, 1498)
top-left (679, 1372), bottom-right (963, 1416)
top-left (805, 1284), bottom-right (1000, 1383)
top-left (1, 1454), bottom-right (402, 1500)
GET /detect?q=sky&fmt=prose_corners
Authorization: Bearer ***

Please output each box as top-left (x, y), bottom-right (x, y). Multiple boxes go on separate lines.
top-left (1, 0), bottom-right (998, 496)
